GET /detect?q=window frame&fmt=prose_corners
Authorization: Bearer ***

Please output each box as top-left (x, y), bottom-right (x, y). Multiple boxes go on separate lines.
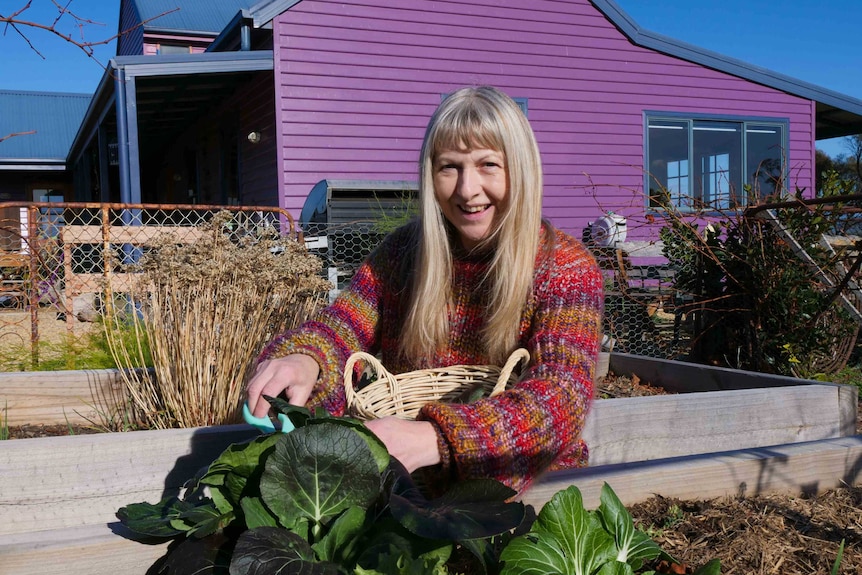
top-left (644, 111), bottom-right (789, 213)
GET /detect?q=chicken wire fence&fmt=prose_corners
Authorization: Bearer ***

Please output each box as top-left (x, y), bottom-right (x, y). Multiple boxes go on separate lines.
top-left (0, 202), bottom-right (299, 364)
top-left (300, 218), bottom-right (693, 360)
top-left (6, 200), bottom-right (857, 370)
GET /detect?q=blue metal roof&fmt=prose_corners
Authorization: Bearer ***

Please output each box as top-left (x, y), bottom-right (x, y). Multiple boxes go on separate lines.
top-left (0, 91), bottom-right (91, 163)
top-left (132, 0), bottom-right (256, 35)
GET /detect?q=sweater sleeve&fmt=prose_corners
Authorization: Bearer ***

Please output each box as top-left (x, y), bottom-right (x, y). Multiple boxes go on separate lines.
top-left (256, 226), bottom-right (412, 416)
top-left (417, 235), bottom-right (603, 493)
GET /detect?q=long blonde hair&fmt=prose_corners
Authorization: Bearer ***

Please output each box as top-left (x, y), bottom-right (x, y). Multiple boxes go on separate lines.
top-left (400, 86), bottom-right (545, 364)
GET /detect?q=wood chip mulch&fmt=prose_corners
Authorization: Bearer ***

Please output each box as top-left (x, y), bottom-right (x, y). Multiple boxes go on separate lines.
top-left (595, 371), bottom-right (862, 574)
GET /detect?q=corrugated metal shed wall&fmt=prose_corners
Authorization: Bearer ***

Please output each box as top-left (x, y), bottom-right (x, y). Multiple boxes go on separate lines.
top-left (271, 0), bottom-right (814, 240)
top-left (0, 91), bottom-right (91, 161)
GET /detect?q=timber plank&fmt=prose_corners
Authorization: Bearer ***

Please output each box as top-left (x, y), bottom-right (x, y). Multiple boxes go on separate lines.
top-left (0, 384), bottom-right (854, 536)
top-left (0, 523), bottom-right (168, 575)
top-left (0, 425), bottom-right (258, 536)
top-left (0, 369), bottom-right (128, 426)
top-left (522, 435), bottom-right (862, 510)
top-left (2, 435), bottom-right (862, 575)
top-left (582, 385), bottom-right (855, 466)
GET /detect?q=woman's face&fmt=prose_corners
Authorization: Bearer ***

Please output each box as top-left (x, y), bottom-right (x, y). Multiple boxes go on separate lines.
top-left (432, 147), bottom-right (508, 251)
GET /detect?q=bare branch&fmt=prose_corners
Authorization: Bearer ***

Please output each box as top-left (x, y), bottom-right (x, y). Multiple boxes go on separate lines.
top-left (0, 0), bottom-right (179, 65)
top-left (0, 130), bottom-right (37, 144)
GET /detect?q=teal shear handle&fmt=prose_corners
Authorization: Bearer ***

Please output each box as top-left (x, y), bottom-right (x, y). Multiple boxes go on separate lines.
top-left (243, 403), bottom-right (295, 434)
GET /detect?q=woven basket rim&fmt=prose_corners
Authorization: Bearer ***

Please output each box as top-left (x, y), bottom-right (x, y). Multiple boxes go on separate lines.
top-left (343, 348), bottom-right (530, 420)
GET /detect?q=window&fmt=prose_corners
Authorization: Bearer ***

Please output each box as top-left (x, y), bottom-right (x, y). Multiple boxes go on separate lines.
top-left (31, 189), bottom-right (64, 238)
top-left (646, 114), bottom-right (786, 211)
top-left (157, 44), bottom-right (191, 55)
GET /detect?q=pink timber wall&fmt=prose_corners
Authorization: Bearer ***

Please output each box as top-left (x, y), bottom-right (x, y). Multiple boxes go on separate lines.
top-left (271, 0), bottom-right (814, 240)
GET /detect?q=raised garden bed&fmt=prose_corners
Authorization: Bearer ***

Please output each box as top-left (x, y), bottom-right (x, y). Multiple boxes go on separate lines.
top-left (0, 353), bottom-right (859, 574)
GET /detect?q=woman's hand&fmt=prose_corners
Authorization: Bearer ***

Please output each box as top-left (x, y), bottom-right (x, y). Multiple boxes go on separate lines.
top-left (246, 354), bottom-right (320, 417)
top-left (364, 417), bottom-right (441, 473)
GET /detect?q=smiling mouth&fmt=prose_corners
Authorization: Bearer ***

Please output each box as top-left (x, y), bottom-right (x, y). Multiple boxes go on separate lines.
top-left (460, 205), bottom-right (489, 214)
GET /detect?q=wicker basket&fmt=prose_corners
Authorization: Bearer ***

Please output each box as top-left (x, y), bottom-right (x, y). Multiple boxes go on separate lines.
top-left (343, 348), bottom-right (531, 420)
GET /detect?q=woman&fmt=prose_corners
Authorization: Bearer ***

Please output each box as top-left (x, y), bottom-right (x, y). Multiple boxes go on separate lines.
top-left (247, 86), bottom-right (604, 492)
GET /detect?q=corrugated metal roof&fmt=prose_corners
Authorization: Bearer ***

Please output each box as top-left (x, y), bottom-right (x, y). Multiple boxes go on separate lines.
top-left (0, 91), bottom-right (91, 162)
top-left (133, 0), bottom-right (256, 35)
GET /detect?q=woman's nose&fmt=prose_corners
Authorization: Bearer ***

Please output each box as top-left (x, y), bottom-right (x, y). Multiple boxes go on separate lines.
top-left (455, 167), bottom-right (478, 198)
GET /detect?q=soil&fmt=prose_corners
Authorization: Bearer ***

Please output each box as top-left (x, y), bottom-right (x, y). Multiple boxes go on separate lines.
top-left (4, 371), bottom-right (861, 573)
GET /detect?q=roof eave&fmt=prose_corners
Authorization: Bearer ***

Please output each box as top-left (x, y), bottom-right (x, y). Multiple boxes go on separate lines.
top-left (248, 0), bottom-right (303, 28)
top-left (592, 0), bottom-right (862, 140)
top-left (67, 51), bottom-right (275, 166)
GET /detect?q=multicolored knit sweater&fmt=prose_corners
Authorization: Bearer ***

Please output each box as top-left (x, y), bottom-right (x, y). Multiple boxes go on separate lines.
top-left (259, 222), bottom-right (604, 493)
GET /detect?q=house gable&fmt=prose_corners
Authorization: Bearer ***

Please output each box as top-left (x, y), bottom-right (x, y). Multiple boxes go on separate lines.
top-left (269, 0), bottom-right (817, 236)
top-left (119, 0), bottom-right (258, 56)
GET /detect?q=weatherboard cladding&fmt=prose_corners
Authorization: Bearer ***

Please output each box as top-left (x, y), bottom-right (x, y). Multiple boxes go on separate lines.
top-left (271, 0), bottom-right (813, 238)
top-left (0, 91), bottom-right (91, 162)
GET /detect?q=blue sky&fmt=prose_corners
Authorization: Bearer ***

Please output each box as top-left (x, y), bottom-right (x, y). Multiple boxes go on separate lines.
top-left (0, 0), bottom-right (859, 157)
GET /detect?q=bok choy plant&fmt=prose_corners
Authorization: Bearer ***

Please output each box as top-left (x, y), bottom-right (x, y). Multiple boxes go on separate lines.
top-left (499, 483), bottom-right (721, 575)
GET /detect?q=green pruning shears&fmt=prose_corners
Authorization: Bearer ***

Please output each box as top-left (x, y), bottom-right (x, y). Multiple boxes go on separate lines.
top-left (242, 402), bottom-right (295, 434)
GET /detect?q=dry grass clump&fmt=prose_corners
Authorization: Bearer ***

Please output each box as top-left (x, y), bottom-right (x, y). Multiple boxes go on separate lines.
top-left (105, 212), bottom-right (330, 429)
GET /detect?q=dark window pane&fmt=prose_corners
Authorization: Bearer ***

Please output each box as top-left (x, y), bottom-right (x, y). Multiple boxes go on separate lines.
top-left (693, 121), bottom-right (742, 209)
top-left (648, 119), bottom-right (689, 208)
top-left (746, 124), bottom-right (784, 198)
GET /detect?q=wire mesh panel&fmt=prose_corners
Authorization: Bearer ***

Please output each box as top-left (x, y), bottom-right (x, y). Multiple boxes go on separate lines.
top-left (593, 246), bottom-right (691, 360)
top-left (302, 220), bottom-right (390, 301)
top-left (0, 202), bottom-right (299, 368)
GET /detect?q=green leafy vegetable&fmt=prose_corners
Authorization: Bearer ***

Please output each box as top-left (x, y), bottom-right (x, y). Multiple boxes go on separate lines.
top-left (499, 483), bottom-right (715, 575)
top-left (117, 408), bottom-right (523, 575)
top-left (260, 423), bottom-right (381, 536)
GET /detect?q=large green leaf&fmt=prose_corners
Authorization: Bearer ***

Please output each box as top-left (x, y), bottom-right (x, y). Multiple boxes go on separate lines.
top-left (597, 482), bottom-right (665, 569)
top-left (159, 531), bottom-right (234, 575)
top-left (389, 478), bottom-right (524, 542)
top-left (266, 397), bottom-right (390, 474)
top-left (117, 497), bottom-right (197, 538)
top-left (259, 423), bottom-right (381, 532)
top-left (311, 506), bottom-right (367, 564)
top-left (499, 485), bottom-right (615, 575)
top-left (241, 497), bottom-right (279, 530)
top-left (229, 527), bottom-right (343, 575)
top-left (203, 434), bottom-right (281, 487)
top-left (498, 534), bottom-right (571, 575)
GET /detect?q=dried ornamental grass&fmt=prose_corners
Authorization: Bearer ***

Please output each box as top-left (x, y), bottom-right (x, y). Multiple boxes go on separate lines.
top-left (105, 213), bottom-right (330, 429)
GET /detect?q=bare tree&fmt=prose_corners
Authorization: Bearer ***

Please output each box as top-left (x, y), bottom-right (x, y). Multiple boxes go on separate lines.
top-left (0, 0), bottom-right (176, 142)
top-left (844, 134), bottom-right (862, 184)
top-left (1, 0), bottom-right (117, 61)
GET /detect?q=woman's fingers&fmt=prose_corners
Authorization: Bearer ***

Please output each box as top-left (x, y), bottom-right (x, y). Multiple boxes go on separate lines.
top-left (246, 354), bottom-right (321, 417)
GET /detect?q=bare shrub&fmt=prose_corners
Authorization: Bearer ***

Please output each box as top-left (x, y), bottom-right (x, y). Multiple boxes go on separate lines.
top-left (104, 212), bottom-right (330, 429)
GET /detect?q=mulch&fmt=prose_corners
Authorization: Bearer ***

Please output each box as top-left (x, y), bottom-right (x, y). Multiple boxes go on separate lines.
top-left (5, 371), bottom-right (861, 573)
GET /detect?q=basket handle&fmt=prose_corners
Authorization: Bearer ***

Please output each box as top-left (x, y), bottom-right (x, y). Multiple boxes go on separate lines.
top-left (343, 351), bottom-right (394, 414)
top-left (490, 348), bottom-right (531, 397)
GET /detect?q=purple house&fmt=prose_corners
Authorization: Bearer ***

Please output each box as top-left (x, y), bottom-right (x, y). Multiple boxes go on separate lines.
top-left (65, 0), bottom-right (862, 243)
